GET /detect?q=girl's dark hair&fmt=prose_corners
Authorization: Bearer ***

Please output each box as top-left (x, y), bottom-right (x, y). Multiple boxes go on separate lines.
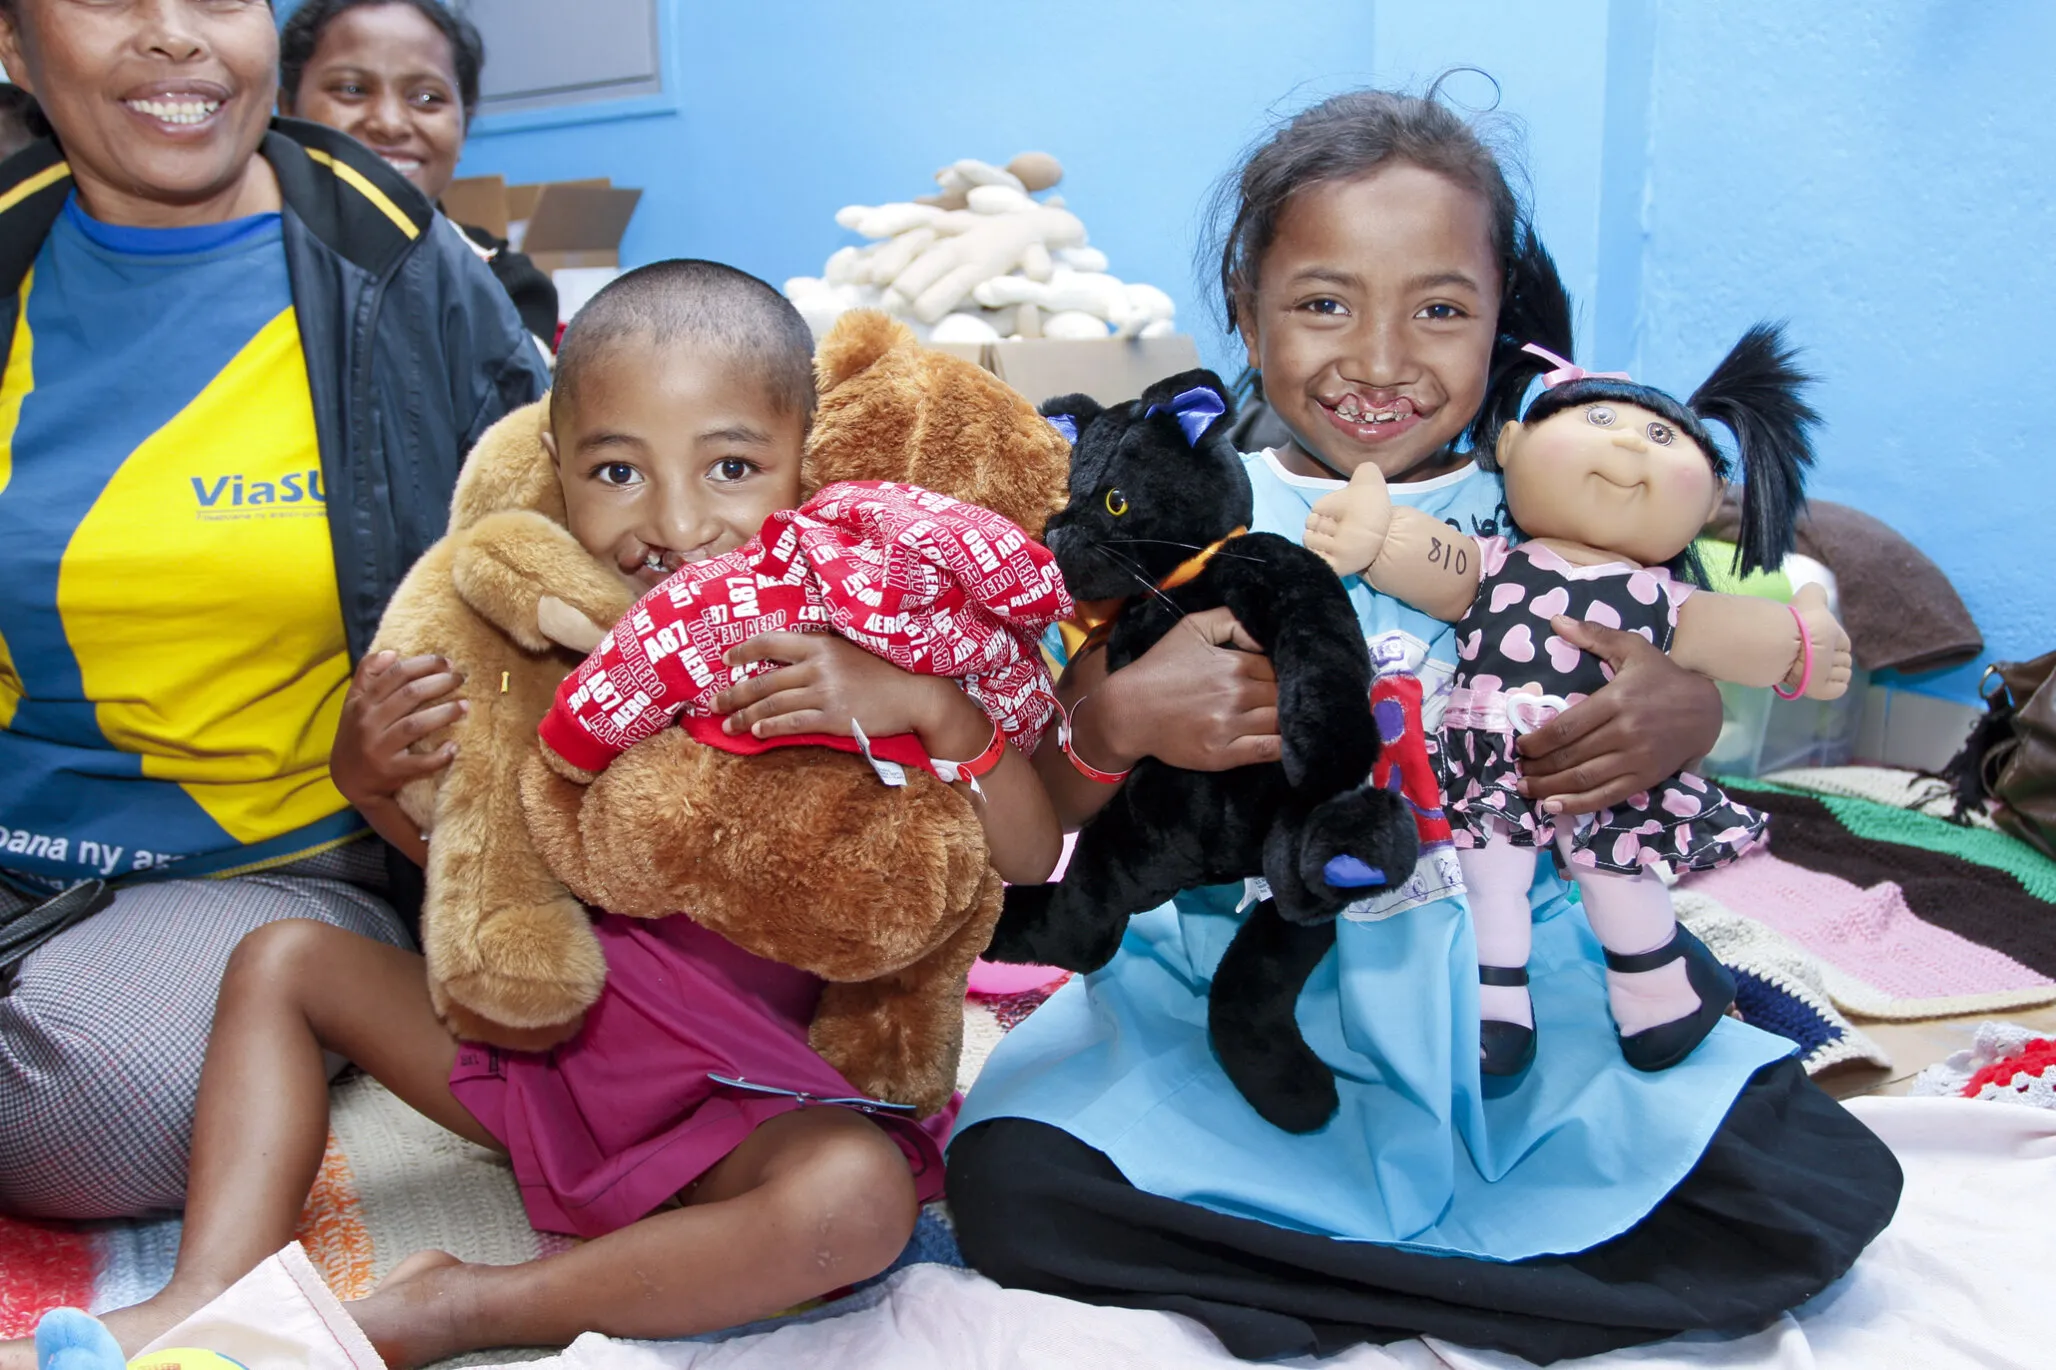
top-left (279, 0), bottom-right (484, 120)
top-left (1524, 324), bottom-right (1820, 578)
top-left (1205, 81), bottom-right (1573, 454)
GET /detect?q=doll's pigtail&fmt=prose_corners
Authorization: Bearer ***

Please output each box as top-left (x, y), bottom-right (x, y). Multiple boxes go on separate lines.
top-left (1469, 226), bottom-right (1572, 461)
top-left (1687, 322), bottom-right (1821, 577)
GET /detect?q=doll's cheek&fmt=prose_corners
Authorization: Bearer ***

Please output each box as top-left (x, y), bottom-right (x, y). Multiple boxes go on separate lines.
top-left (1667, 461), bottom-right (1721, 517)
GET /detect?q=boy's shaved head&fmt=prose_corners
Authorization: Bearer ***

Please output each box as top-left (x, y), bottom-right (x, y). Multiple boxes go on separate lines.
top-left (552, 259), bottom-right (817, 426)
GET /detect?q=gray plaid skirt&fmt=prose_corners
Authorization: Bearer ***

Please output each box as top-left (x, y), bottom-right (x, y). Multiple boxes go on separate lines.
top-left (0, 838), bottom-right (409, 1219)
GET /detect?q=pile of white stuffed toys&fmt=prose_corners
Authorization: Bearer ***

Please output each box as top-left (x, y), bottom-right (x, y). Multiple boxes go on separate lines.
top-left (784, 152), bottom-right (1177, 345)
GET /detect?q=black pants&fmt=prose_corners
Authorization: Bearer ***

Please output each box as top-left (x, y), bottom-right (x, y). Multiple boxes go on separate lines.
top-left (947, 1059), bottom-right (1901, 1365)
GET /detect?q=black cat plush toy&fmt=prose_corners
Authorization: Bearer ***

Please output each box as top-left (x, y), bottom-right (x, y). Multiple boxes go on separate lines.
top-left (986, 369), bottom-right (1419, 1133)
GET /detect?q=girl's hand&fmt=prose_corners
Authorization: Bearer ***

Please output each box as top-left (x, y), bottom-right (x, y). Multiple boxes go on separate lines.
top-left (714, 633), bottom-right (976, 755)
top-left (331, 651), bottom-right (468, 808)
top-left (1788, 583), bottom-right (1855, 701)
top-left (1514, 616), bottom-right (1722, 816)
top-left (1097, 607), bottom-right (1281, 772)
top-left (715, 632), bottom-right (1061, 883)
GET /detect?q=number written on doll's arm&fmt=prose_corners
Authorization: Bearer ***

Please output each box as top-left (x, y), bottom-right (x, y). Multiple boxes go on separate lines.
top-left (1670, 582), bottom-right (1853, 699)
top-left (1304, 463), bottom-right (1479, 621)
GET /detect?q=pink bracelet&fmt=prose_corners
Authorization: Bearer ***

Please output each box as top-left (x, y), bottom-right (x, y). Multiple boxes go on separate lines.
top-left (1056, 695), bottom-right (1133, 784)
top-left (1773, 602), bottom-right (1813, 700)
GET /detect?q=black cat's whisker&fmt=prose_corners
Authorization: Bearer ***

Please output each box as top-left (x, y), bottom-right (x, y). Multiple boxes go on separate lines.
top-left (1101, 537), bottom-right (1206, 552)
top-left (1092, 544), bottom-right (1189, 617)
top-left (1102, 536), bottom-right (1263, 569)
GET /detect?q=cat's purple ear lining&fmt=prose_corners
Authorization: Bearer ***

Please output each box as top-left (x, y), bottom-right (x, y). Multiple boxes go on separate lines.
top-left (1145, 386), bottom-right (1227, 447)
top-left (1045, 413), bottom-right (1079, 445)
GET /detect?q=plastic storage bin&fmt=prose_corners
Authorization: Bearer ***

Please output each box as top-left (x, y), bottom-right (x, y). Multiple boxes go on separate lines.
top-left (1702, 667), bottom-right (1869, 779)
top-left (1691, 543), bottom-right (1864, 780)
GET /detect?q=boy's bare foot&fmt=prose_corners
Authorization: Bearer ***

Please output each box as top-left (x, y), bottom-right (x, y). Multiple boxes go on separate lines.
top-left (346, 1251), bottom-right (474, 1370)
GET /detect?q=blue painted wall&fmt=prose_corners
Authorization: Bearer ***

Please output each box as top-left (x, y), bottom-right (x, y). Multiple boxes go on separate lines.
top-left (458, 0), bottom-right (1381, 369)
top-left (456, 0), bottom-right (2049, 703)
top-left (1629, 2), bottom-right (2055, 702)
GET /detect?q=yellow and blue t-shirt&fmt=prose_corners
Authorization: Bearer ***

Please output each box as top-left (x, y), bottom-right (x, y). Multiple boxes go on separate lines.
top-left (0, 195), bottom-right (364, 889)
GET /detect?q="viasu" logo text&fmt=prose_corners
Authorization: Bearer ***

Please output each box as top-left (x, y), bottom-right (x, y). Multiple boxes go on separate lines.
top-left (191, 470), bottom-right (326, 508)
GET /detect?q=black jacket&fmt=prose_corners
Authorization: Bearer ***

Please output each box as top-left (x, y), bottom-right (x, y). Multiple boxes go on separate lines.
top-left (0, 117), bottom-right (551, 662)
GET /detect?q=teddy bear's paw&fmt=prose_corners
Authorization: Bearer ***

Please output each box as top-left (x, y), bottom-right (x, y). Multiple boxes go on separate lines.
top-left (436, 996), bottom-right (588, 1052)
top-left (438, 897), bottom-right (607, 1031)
top-left (539, 746), bottom-right (600, 785)
top-left (810, 983), bottom-right (960, 1120)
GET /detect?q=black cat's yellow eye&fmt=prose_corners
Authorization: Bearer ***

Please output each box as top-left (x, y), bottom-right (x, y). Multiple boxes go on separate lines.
top-left (1105, 488), bottom-right (1129, 516)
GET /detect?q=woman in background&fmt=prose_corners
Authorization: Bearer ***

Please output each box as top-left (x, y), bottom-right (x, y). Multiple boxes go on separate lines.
top-left (279, 0), bottom-right (559, 342)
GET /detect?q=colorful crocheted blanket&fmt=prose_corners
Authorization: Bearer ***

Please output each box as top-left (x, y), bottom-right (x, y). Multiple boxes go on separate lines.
top-left (1681, 767), bottom-right (2056, 1020)
top-left (1909, 1021), bottom-right (2056, 1107)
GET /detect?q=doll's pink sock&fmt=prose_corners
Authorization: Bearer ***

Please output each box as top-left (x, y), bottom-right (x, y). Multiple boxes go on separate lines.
top-left (1456, 828), bottom-right (1536, 1030)
top-left (1564, 853), bottom-right (1697, 1036)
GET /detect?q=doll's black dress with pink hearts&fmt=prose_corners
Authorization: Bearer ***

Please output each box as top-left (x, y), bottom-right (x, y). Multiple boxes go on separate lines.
top-left (1436, 537), bottom-right (1769, 876)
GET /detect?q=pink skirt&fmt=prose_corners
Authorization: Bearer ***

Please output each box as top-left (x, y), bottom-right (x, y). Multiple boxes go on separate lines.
top-left (449, 913), bottom-right (954, 1238)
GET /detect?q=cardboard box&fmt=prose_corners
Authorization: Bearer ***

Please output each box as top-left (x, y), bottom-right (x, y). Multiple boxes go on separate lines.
top-left (929, 335), bottom-right (1204, 409)
top-left (440, 173), bottom-right (508, 239)
top-left (505, 178), bottom-right (617, 254)
top-left (439, 175), bottom-right (642, 326)
top-left (517, 183), bottom-right (642, 273)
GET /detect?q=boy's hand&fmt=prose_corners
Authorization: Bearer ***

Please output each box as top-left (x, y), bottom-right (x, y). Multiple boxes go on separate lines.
top-left (714, 632), bottom-right (980, 756)
top-left (1304, 463), bottom-right (1395, 576)
top-left (331, 651), bottom-right (468, 808)
top-left (1788, 583), bottom-right (1855, 700)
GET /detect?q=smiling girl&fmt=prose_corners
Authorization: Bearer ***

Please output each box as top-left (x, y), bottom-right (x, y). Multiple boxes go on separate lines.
top-left (947, 87), bottom-right (1901, 1363)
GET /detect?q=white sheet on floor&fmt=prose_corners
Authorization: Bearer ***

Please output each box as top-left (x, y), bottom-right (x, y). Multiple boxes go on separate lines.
top-left (138, 1242), bottom-right (383, 1370)
top-left (473, 1095), bottom-right (2047, 1370)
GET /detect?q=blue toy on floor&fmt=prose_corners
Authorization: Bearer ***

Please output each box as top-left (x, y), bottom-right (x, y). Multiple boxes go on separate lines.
top-left (34, 1309), bottom-right (244, 1370)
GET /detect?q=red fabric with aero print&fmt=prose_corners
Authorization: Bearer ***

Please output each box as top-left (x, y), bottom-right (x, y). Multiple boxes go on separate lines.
top-left (539, 481), bottom-right (1069, 776)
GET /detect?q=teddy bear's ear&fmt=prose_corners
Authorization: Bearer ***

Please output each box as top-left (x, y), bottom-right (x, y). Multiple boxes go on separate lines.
top-left (814, 309), bottom-right (918, 395)
top-left (1037, 392), bottom-right (1101, 447)
top-left (447, 398), bottom-right (566, 531)
top-left (1138, 369), bottom-right (1235, 449)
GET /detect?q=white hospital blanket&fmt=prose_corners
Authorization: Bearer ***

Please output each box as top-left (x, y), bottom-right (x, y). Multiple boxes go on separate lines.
top-left (479, 1095), bottom-right (2048, 1370)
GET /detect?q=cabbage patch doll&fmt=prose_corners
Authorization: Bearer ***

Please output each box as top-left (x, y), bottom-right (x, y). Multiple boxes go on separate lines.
top-left (1306, 325), bottom-right (1852, 1079)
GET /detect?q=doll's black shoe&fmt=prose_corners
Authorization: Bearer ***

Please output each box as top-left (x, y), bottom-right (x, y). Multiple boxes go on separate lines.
top-left (1478, 964), bottom-right (1537, 1079)
top-left (1608, 926), bottom-right (1737, 1072)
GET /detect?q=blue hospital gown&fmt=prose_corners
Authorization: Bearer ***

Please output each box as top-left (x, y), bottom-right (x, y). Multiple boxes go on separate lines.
top-left (954, 451), bottom-right (1793, 1261)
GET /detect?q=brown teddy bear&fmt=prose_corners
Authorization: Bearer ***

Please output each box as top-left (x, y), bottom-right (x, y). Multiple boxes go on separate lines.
top-left (518, 310), bottom-right (1072, 1117)
top-left (368, 402), bottom-right (636, 1045)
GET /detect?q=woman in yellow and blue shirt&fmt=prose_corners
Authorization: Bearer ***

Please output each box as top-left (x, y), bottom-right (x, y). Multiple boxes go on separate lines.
top-left (0, 0), bottom-right (545, 1219)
